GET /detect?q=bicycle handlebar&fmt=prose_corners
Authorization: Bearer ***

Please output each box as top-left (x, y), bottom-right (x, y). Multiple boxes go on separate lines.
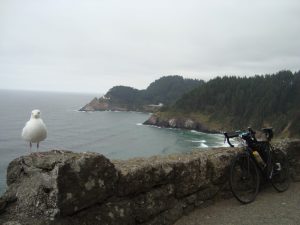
top-left (224, 131), bottom-right (240, 147)
top-left (224, 127), bottom-right (257, 147)
top-left (248, 127), bottom-right (257, 142)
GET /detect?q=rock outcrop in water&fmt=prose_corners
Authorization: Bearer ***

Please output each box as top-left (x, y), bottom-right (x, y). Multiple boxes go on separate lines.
top-left (0, 140), bottom-right (299, 225)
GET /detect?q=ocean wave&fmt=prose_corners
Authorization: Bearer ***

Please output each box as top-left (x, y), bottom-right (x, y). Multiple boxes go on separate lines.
top-left (166, 127), bottom-right (180, 131)
top-left (143, 124), bottom-right (162, 129)
top-left (190, 130), bottom-right (202, 134)
top-left (214, 141), bottom-right (228, 148)
top-left (190, 139), bottom-right (206, 143)
top-left (190, 130), bottom-right (217, 136)
top-left (212, 139), bottom-right (245, 148)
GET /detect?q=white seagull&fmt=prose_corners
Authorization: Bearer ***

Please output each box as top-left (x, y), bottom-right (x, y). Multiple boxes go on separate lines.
top-left (22, 109), bottom-right (47, 153)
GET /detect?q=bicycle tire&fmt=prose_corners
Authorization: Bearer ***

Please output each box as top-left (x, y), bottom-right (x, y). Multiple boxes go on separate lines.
top-left (229, 153), bottom-right (260, 204)
top-left (270, 148), bottom-right (290, 192)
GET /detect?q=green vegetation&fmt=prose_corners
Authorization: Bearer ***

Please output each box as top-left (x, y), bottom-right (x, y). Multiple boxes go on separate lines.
top-left (106, 86), bottom-right (141, 105)
top-left (143, 76), bottom-right (203, 105)
top-left (105, 75), bottom-right (203, 107)
top-left (167, 70), bottom-right (300, 137)
top-left (92, 70), bottom-right (299, 137)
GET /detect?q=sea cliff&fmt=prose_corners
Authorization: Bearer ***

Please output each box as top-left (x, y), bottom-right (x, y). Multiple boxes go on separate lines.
top-left (0, 140), bottom-right (299, 225)
top-left (143, 113), bottom-right (221, 134)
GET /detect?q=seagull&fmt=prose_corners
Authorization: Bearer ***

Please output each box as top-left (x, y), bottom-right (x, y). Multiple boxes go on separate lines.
top-left (22, 109), bottom-right (47, 153)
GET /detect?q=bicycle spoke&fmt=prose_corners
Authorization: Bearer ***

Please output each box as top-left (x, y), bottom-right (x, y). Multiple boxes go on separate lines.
top-left (270, 149), bottom-right (290, 192)
top-left (230, 153), bottom-right (260, 204)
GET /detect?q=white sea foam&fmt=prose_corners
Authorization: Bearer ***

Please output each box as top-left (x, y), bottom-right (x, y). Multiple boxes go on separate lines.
top-left (167, 127), bottom-right (180, 131)
top-left (136, 123), bottom-right (143, 126)
top-left (190, 130), bottom-right (201, 134)
top-left (215, 141), bottom-right (228, 147)
top-left (143, 124), bottom-right (162, 129)
top-left (190, 139), bottom-right (206, 143)
top-left (200, 143), bottom-right (209, 147)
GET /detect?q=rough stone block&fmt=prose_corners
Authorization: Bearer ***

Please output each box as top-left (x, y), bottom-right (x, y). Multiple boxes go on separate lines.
top-left (141, 202), bottom-right (183, 225)
top-left (172, 153), bottom-right (209, 197)
top-left (133, 184), bottom-right (176, 223)
top-left (4, 150), bottom-right (118, 218)
top-left (114, 157), bottom-right (174, 196)
top-left (206, 149), bottom-right (240, 185)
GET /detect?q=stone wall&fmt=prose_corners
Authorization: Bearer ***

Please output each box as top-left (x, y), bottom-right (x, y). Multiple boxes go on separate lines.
top-left (0, 140), bottom-right (299, 225)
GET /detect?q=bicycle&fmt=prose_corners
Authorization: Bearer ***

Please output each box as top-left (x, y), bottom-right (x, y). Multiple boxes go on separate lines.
top-left (224, 127), bottom-right (290, 204)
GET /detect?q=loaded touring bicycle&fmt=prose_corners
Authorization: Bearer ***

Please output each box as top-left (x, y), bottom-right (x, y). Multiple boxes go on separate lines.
top-left (224, 127), bottom-right (290, 204)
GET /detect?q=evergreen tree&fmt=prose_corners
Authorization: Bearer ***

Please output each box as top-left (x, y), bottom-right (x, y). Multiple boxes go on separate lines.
top-left (172, 70), bottom-right (300, 136)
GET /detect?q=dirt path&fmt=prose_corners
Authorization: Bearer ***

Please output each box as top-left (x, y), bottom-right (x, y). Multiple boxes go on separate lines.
top-left (175, 182), bottom-right (300, 225)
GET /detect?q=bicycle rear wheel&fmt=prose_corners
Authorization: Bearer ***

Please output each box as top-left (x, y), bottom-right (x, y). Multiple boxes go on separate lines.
top-left (230, 153), bottom-right (260, 204)
top-left (270, 149), bottom-right (290, 192)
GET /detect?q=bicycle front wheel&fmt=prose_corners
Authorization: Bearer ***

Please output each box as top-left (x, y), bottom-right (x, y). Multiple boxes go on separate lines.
top-left (230, 153), bottom-right (260, 204)
top-left (270, 149), bottom-right (290, 192)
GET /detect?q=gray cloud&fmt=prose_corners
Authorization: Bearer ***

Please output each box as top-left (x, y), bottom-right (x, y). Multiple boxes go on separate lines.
top-left (1, 0), bottom-right (300, 93)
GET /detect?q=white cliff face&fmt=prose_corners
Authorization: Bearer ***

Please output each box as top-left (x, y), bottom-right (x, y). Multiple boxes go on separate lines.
top-left (168, 118), bottom-right (177, 128)
top-left (184, 119), bottom-right (196, 129)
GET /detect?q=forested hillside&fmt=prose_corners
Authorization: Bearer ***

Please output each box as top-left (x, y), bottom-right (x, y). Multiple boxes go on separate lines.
top-left (143, 76), bottom-right (204, 105)
top-left (105, 75), bottom-right (203, 106)
top-left (170, 70), bottom-right (300, 136)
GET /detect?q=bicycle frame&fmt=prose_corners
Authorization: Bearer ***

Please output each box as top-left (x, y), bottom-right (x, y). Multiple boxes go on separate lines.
top-left (247, 148), bottom-right (266, 178)
top-left (241, 141), bottom-right (275, 181)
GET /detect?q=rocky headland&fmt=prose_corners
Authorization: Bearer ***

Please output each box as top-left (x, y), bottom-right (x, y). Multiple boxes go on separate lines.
top-left (79, 76), bottom-right (203, 112)
top-left (79, 97), bottom-right (111, 111)
top-left (79, 96), bottom-right (162, 112)
top-left (0, 140), bottom-right (299, 225)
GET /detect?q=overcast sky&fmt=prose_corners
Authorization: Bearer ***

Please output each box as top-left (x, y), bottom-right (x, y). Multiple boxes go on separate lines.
top-left (0, 0), bottom-right (300, 93)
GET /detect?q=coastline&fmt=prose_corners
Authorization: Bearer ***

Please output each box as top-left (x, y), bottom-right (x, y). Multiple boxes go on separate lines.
top-left (143, 112), bottom-right (223, 134)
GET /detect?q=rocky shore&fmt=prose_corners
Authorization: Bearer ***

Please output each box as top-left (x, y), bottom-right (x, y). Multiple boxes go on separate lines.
top-left (143, 114), bottom-right (220, 134)
top-left (0, 140), bottom-right (299, 225)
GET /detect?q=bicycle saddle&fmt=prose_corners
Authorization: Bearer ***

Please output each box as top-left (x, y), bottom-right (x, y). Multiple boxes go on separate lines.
top-left (262, 127), bottom-right (273, 132)
top-left (261, 127), bottom-right (273, 141)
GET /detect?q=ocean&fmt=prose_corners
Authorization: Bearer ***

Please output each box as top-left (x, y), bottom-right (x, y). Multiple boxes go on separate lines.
top-left (0, 90), bottom-right (226, 194)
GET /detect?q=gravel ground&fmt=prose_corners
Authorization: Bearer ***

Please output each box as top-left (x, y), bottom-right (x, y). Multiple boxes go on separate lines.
top-left (175, 182), bottom-right (300, 225)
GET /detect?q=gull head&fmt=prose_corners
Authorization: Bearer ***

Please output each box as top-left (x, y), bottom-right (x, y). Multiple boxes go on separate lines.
top-left (31, 109), bottom-right (41, 119)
